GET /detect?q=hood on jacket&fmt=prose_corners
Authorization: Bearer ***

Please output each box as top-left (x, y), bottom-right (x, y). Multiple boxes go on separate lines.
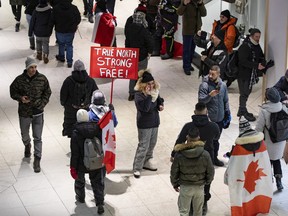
top-left (36, 5), bottom-right (51, 12)
top-left (74, 121), bottom-right (100, 139)
top-left (261, 101), bottom-right (283, 113)
top-left (59, 0), bottom-right (72, 10)
top-left (71, 70), bottom-right (89, 83)
top-left (174, 140), bottom-right (205, 159)
top-left (191, 115), bottom-right (210, 127)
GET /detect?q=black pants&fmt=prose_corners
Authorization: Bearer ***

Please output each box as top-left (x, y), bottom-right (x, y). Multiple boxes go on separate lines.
top-left (237, 78), bottom-right (252, 113)
top-left (11, 5), bottom-right (22, 22)
top-left (82, 0), bottom-right (94, 15)
top-left (75, 167), bottom-right (106, 206)
top-left (271, 159), bottom-right (282, 176)
top-left (213, 121), bottom-right (224, 159)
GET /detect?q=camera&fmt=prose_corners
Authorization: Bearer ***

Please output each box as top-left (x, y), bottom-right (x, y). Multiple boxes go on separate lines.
top-left (215, 82), bottom-right (221, 91)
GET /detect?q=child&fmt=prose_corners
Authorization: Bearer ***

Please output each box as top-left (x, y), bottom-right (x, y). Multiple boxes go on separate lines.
top-left (70, 109), bottom-right (106, 214)
top-left (28, 0), bottom-right (52, 63)
top-left (170, 127), bottom-right (214, 216)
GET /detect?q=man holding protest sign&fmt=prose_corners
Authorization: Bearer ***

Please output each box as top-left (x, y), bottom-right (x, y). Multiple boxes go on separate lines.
top-left (125, 5), bottom-right (154, 101)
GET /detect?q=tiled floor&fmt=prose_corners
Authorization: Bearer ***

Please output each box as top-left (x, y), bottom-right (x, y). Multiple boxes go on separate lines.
top-left (0, 1), bottom-right (287, 216)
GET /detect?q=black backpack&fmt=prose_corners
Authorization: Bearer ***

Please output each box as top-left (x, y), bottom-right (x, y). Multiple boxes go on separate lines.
top-left (225, 50), bottom-right (239, 78)
top-left (232, 25), bottom-right (241, 48)
top-left (70, 77), bottom-right (90, 108)
top-left (83, 137), bottom-right (104, 170)
top-left (267, 110), bottom-right (288, 143)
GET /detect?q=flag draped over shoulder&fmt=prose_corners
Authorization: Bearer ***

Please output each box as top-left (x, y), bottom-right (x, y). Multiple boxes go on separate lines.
top-left (225, 141), bottom-right (273, 216)
top-left (98, 110), bottom-right (116, 174)
top-left (91, 12), bottom-right (116, 46)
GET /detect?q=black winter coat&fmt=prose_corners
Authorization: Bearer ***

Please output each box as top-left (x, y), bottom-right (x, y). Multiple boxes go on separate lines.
top-left (29, 5), bottom-right (53, 37)
top-left (274, 76), bottom-right (288, 102)
top-left (70, 122), bottom-right (101, 173)
top-left (237, 37), bottom-right (265, 80)
top-left (172, 115), bottom-right (220, 159)
top-left (50, 0), bottom-right (81, 33)
top-left (60, 70), bottom-right (98, 137)
top-left (24, 0), bottom-right (38, 15)
top-left (125, 18), bottom-right (153, 61)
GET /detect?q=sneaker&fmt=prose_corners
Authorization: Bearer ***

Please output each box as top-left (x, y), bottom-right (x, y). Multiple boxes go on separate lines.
top-left (67, 63), bottom-right (73, 68)
top-left (128, 94), bottom-right (134, 101)
top-left (33, 156), bottom-right (41, 173)
top-left (244, 113), bottom-right (256, 122)
top-left (75, 195), bottom-right (85, 203)
top-left (88, 14), bottom-right (94, 23)
top-left (56, 55), bottom-right (65, 62)
top-left (143, 159), bottom-right (157, 171)
top-left (133, 171), bottom-right (140, 178)
top-left (214, 158), bottom-right (224, 167)
top-left (160, 53), bottom-right (173, 60)
top-left (36, 52), bottom-right (42, 60)
top-left (97, 205), bottom-right (105, 214)
top-left (43, 54), bottom-right (49, 64)
top-left (24, 143), bottom-right (31, 158)
top-left (190, 65), bottom-right (195, 71)
top-left (202, 201), bottom-right (208, 215)
top-left (15, 23), bottom-right (20, 32)
top-left (184, 69), bottom-right (191, 75)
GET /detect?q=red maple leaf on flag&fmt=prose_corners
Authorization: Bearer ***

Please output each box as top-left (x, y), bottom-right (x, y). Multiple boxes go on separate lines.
top-left (237, 160), bottom-right (267, 194)
top-left (105, 129), bottom-right (116, 149)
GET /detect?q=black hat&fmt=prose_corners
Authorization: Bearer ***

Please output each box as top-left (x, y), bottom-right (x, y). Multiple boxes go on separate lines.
top-left (141, 71), bottom-right (154, 83)
top-left (249, 28), bottom-right (261, 36)
top-left (214, 30), bottom-right (225, 41)
top-left (265, 87), bottom-right (280, 103)
top-left (221, 9), bottom-right (230, 19)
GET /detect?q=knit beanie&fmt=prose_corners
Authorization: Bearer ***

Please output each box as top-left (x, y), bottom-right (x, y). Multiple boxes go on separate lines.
top-left (265, 87), bottom-right (281, 103)
top-left (25, 57), bottom-right (37, 70)
top-left (239, 116), bottom-right (258, 137)
top-left (76, 109), bottom-right (89, 123)
top-left (73, 60), bottom-right (85, 71)
top-left (135, 3), bottom-right (147, 14)
top-left (141, 71), bottom-right (154, 83)
top-left (221, 9), bottom-right (231, 19)
top-left (91, 90), bottom-right (106, 105)
top-left (214, 29), bottom-right (225, 41)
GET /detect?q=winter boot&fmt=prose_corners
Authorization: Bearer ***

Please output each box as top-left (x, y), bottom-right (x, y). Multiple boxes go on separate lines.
top-left (24, 143), bottom-right (31, 158)
top-left (97, 205), bottom-right (105, 214)
top-left (15, 23), bottom-right (20, 32)
top-left (43, 54), bottom-right (49, 64)
top-left (275, 175), bottom-right (284, 190)
top-left (29, 37), bottom-right (35, 50)
top-left (36, 52), bottom-right (42, 60)
top-left (202, 200), bottom-right (208, 215)
top-left (33, 156), bottom-right (41, 173)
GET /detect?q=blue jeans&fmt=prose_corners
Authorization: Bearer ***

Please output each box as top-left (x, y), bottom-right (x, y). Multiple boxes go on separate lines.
top-left (182, 35), bottom-right (196, 70)
top-left (19, 114), bottom-right (44, 158)
top-left (56, 32), bottom-right (75, 64)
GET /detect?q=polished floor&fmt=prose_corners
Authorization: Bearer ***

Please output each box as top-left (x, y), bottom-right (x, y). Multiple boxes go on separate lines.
top-left (0, 0), bottom-right (287, 215)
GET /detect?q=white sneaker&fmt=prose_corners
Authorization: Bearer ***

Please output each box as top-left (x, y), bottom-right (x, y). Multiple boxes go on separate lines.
top-left (133, 171), bottom-right (140, 178)
top-left (143, 159), bottom-right (157, 171)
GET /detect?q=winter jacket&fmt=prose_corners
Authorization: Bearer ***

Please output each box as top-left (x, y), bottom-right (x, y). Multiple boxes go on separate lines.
top-left (70, 121), bottom-right (102, 173)
top-left (177, 0), bottom-right (207, 35)
top-left (211, 17), bottom-right (237, 53)
top-left (10, 70), bottom-right (51, 117)
top-left (60, 70), bottom-right (98, 137)
top-left (172, 115), bottom-right (220, 159)
top-left (125, 18), bottom-right (154, 61)
top-left (50, 0), bottom-right (81, 33)
top-left (170, 140), bottom-right (214, 187)
top-left (29, 5), bottom-right (53, 37)
top-left (194, 35), bottom-right (228, 78)
top-left (10, 0), bottom-right (25, 5)
top-left (134, 92), bottom-right (164, 129)
top-left (237, 36), bottom-right (265, 80)
top-left (255, 101), bottom-right (288, 160)
top-left (198, 76), bottom-right (230, 123)
top-left (24, 0), bottom-right (38, 15)
top-left (274, 76), bottom-right (288, 102)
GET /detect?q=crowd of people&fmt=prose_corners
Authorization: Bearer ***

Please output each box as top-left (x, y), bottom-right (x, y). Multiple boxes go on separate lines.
top-left (6, 0), bottom-right (288, 216)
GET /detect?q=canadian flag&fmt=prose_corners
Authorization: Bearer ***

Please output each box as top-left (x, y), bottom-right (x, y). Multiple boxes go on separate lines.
top-left (225, 141), bottom-right (273, 216)
top-left (98, 110), bottom-right (116, 174)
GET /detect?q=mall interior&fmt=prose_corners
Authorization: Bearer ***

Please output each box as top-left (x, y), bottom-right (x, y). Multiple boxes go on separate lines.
top-left (0, 0), bottom-right (287, 215)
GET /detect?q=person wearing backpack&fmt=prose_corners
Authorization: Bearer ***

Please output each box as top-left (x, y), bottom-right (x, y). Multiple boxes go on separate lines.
top-left (255, 87), bottom-right (288, 191)
top-left (70, 109), bottom-right (106, 214)
top-left (211, 10), bottom-right (238, 54)
top-left (273, 69), bottom-right (288, 102)
top-left (60, 60), bottom-right (98, 138)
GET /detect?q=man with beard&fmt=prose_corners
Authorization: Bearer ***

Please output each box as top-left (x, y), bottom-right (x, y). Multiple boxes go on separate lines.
top-left (198, 65), bottom-right (230, 167)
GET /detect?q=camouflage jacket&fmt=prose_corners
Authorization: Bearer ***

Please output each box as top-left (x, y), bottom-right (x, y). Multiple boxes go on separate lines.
top-left (10, 70), bottom-right (52, 117)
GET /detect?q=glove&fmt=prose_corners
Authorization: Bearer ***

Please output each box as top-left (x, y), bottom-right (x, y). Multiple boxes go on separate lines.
top-left (70, 167), bottom-right (78, 180)
top-left (223, 112), bottom-right (231, 129)
top-left (108, 103), bottom-right (115, 111)
top-left (150, 89), bottom-right (159, 103)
